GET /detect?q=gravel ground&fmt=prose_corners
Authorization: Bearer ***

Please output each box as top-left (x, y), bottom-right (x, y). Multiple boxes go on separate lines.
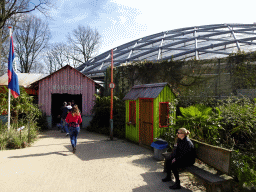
top-left (0, 130), bottom-right (206, 192)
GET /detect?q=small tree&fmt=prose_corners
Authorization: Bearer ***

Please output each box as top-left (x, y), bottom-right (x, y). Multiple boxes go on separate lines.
top-left (44, 42), bottom-right (81, 74)
top-left (67, 25), bottom-right (101, 65)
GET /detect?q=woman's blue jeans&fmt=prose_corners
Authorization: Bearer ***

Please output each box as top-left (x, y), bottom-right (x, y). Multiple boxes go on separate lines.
top-left (69, 127), bottom-right (80, 147)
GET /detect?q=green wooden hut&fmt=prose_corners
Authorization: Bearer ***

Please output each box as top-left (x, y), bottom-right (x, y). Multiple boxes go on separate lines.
top-left (123, 82), bottom-right (176, 146)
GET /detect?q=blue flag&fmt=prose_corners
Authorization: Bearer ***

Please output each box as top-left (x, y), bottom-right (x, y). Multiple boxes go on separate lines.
top-left (8, 36), bottom-right (20, 98)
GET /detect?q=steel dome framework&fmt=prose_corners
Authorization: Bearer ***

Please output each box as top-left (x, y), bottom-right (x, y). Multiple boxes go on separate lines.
top-left (77, 23), bottom-right (256, 80)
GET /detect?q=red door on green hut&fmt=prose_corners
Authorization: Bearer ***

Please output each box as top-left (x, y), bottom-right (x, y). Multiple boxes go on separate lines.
top-left (139, 98), bottom-right (153, 146)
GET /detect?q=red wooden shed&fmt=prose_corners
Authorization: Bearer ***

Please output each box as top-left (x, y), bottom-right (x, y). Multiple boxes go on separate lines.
top-left (31, 65), bottom-right (98, 128)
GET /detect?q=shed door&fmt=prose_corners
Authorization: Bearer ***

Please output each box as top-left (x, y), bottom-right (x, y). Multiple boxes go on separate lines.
top-left (51, 94), bottom-right (82, 126)
top-left (139, 99), bottom-right (153, 146)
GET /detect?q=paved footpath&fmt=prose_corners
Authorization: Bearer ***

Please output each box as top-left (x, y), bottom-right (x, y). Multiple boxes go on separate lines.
top-left (0, 130), bottom-right (205, 192)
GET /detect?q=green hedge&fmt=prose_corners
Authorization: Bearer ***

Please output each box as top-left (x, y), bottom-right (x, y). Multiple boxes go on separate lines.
top-left (87, 95), bottom-right (126, 138)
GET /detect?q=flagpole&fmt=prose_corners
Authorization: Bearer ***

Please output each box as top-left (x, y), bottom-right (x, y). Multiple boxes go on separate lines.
top-left (7, 26), bottom-right (12, 131)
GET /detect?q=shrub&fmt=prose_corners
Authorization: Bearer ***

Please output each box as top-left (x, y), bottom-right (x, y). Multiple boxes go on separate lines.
top-left (0, 87), bottom-right (43, 125)
top-left (37, 112), bottom-right (48, 131)
top-left (6, 130), bottom-right (23, 149)
top-left (0, 87), bottom-right (41, 150)
top-left (216, 96), bottom-right (256, 188)
top-left (0, 122), bottom-right (39, 150)
top-left (0, 120), bottom-right (7, 133)
top-left (232, 150), bottom-right (256, 188)
top-left (0, 131), bottom-right (8, 150)
top-left (159, 129), bottom-right (177, 151)
top-left (217, 96), bottom-right (256, 152)
top-left (173, 104), bottom-right (223, 145)
top-left (87, 94), bottom-right (125, 138)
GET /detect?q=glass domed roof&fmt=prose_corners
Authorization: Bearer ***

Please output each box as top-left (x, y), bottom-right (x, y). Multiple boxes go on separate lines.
top-left (77, 23), bottom-right (256, 78)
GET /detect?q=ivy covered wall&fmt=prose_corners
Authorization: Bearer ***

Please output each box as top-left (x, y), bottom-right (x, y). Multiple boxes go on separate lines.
top-left (104, 52), bottom-right (256, 100)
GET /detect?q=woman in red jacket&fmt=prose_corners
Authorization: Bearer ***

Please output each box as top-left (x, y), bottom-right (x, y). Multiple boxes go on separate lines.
top-left (65, 104), bottom-right (82, 153)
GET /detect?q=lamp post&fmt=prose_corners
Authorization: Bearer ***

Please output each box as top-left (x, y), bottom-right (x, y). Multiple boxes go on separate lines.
top-left (109, 49), bottom-right (115, 140)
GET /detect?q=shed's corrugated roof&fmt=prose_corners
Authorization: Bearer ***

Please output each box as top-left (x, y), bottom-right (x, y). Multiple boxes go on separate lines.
top-left (123, 82), bottom-right (168, 100)
top-left (0, 73), bottom-right (47, 88)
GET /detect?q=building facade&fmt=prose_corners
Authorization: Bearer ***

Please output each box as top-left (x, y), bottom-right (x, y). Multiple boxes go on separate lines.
top-left (31, 65), bottom-right (97, 128)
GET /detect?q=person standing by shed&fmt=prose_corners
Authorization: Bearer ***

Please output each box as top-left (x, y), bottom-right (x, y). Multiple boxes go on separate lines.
top-left (67, 102), bottom-right (72, 111)
top-left (65, 104), bottom-right (82, 154)
top-left (64, 102), bottom-right (72, 136)
top-left (60, 102), bottom-right (68, 133)
top-left (71, 100), bottom-right (75, 108)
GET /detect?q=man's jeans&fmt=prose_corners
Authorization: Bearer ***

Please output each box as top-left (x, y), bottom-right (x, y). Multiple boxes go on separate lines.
top-left (69, 127), bottom-right (80, 147)
top-left (61, 119), bottom-right (69, 134)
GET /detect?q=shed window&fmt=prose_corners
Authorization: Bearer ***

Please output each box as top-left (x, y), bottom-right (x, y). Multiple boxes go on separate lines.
top-left (129, 101), bottom-right (136, 125)
top-left (159, 102), bottom-right (169, 127)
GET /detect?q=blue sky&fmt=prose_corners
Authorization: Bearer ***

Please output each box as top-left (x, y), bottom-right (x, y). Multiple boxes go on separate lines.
top-left (45, 0), bottom-right (256, 56)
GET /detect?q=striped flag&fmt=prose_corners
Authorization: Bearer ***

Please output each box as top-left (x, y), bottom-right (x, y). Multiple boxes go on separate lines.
top-left (8, 36), bottom-right (20, 98)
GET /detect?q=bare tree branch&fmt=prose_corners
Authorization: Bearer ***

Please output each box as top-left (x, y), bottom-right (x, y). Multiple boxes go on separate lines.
top-left (44, 42), bottom-right (84, 74)
top-left (14, 14), bottom-right (50, 73)
top-left (67, 25), bottom-right (101, 65)
top-left (0, 0), bottom-right (53, 30)
top-left (0, 11), bottom-right (24, 75)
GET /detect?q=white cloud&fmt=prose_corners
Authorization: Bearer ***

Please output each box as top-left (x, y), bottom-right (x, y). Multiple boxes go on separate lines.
top-left (48, 0), bottom-right (71, 18)
top-left (63, 13), bottom-right (88, 24)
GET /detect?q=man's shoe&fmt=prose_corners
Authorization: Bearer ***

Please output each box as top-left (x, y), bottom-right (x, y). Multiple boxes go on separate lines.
top-left (73, 146), bottom-right (76, 154)
top-left (169, 182), bottom-right (181, 189)
top-left (162, 176), bottom-right (172, 182)
top-left (66, 133), bottom-right (69, 136)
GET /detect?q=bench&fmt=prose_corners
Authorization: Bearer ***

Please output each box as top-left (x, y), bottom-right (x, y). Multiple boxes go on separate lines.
top-left (162, 139), bottom-right (233, 192)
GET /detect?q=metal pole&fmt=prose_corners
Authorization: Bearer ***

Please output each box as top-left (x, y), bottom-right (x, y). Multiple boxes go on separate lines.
top-left (110, 49), bottom-right (114, 140)
top-left (194, 27), bottom-right (198, 60)
top-left (7, 26), bottom-right (12, 131)
top-left (218, 59), bottom-right (221, 99)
